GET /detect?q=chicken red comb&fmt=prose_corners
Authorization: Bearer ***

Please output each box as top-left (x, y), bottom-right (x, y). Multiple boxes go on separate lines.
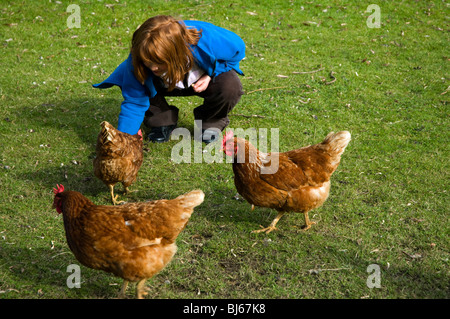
top-left (222, 130), bottom-right (234, 146)
top-left (53, 184), bottom-right (64, 195)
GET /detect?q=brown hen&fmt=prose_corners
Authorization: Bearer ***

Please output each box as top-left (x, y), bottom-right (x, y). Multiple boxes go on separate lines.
top-left (52, 184), bottom-right (204, 298)
top-left (93, 121), bottom-right (143, 205)
top-left (223, 130), bottom-right (351, 233)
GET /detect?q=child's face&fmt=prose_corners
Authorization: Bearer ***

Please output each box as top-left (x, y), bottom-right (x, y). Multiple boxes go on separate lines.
top-left (145, 62), bottom-right (167, 77)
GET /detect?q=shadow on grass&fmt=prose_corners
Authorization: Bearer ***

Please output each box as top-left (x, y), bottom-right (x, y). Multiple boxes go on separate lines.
top-left (13, 96), bottom-right (211, 201)
top-left (18, 97), bottom-right (121, 145)
top-left (0, 245), bottom-right (120, 299)
top-left (11, 97), bottom-right (160, 200)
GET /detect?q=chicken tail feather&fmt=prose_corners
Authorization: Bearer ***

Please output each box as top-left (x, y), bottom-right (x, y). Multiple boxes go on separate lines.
top-left (99, 121), bottom-right (116, 145)
top-left (321, 131), bottom-right (351, 156)
top-left (317, 131), bottom-right (351, 168)
top-left (176, 190), bottom-right (205, 209)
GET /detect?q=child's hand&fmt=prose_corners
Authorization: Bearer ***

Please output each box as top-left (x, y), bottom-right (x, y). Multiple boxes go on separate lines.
top-left (192, 75), bottom-right (211, 93)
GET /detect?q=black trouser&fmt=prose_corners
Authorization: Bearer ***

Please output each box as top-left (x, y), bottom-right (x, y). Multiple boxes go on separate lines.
top-left (143, 70), bottom-right (243, 131)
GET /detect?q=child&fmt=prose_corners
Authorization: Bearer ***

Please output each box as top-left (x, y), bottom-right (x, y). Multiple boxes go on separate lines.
top-left (93, 15), bottom-right (245, 144)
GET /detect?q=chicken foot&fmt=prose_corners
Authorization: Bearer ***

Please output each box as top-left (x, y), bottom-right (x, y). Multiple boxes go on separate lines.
top-left (118, 280), bottom-right (129, 298)
top-left (302, 212), bottom-right (316, 231)
top-left (118, 279), bottom-right (149, 299)
top-left (108, 184), bottom-right (125, 205)
top-left (136, 279), bottom-right (149, 299)
top-left (252, 212), bottom-right (285, 234)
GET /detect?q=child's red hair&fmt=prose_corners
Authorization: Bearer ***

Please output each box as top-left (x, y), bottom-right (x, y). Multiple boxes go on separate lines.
top-left (131, 15), bottom-right (202, 91)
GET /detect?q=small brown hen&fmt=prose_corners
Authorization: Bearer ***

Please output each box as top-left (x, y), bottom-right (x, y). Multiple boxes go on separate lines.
top-left (222, 130), bottom-right (351, 233)
top-left (93, 121), bottom-right (143, 205)
top-left (52, 184), bottom-right (204, 298)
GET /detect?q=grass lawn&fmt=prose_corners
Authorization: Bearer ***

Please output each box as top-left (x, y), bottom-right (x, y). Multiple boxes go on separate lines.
top-left (0, 0), bottom-right (448, 300)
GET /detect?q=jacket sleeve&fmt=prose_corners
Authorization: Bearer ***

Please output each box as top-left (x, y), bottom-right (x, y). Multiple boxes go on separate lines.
top-left (92, 55), bottom-right (152, 135)
top-left (117, 57), bottom-right (151, 135)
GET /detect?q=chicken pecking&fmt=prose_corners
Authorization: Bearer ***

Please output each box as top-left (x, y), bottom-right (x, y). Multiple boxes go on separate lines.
top-left (93, 121), bottom-right (143, 205)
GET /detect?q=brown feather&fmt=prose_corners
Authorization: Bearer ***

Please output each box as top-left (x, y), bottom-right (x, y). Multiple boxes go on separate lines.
top-left (93, 121), bottom-right (144, 204)
top-left (54, 189), bottom-right (204, 297)
top-left (226, 131), bottom-right (351, 232)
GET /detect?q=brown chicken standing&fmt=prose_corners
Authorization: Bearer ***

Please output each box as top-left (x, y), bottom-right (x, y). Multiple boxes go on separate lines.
top-left (222, 130), bottom-right (351, 233)
top-left (93, 121), bottom-right (143, 205)
top-left (52, 184), bottom-right (204, 298)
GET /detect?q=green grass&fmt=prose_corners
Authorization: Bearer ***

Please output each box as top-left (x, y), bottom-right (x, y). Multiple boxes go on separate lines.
top-left (0, 0), bottom-right (448, 299)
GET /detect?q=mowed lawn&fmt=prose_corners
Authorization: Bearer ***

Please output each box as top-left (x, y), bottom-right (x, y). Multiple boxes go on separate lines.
top-left (0, 0), bottom-right (448, 299)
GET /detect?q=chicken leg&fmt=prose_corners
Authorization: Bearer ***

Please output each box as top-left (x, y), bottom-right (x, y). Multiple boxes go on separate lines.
top-left (119, 279), bottom-right (149, 299)
top-left (136, 279), bottom-right (149, 299)
top-left (252, 212), bottom-right (285, 234)
top-left (302, 211), bottom-right (316, 231)
top-left (119, 280), bottom-right (129, 298)
top-left (108, 184), bottom-right (124, 205)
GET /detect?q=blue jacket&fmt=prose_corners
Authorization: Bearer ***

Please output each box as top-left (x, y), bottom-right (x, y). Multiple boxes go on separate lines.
top-left (93, 20), bottom-right (245, 134)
